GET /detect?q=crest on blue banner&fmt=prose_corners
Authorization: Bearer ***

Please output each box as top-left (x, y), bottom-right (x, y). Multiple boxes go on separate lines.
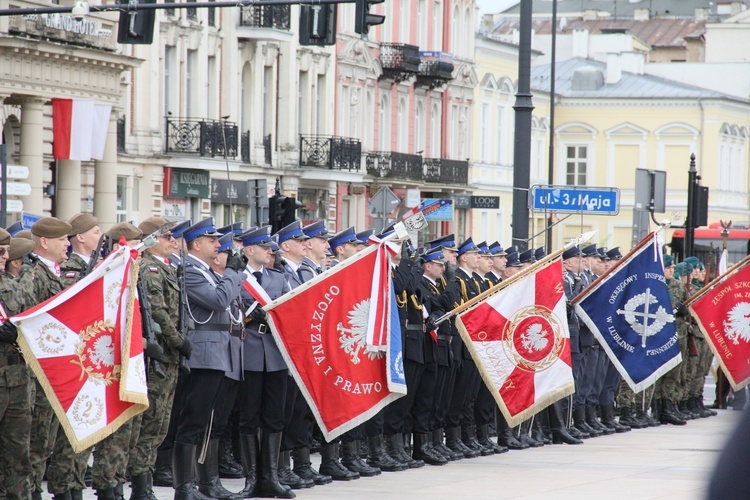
top-left (386, 284), bottom-right (406, 393)
top-left (573, 234), bottom-right (682, 391)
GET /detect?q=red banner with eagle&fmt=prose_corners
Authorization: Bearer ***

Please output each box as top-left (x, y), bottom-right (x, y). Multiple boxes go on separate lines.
top-left (687, 254), bottom-right (750, 391)
top-left (10, 246), bottom-right (149, 453)
top-left (455, 257), bottom-right (574, 426)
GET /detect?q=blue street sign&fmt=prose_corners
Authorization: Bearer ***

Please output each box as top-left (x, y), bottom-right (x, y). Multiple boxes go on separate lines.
top-left (22, 211), bottom-right (43, 228)
top-left (530, 185), bottom-right (620, 215)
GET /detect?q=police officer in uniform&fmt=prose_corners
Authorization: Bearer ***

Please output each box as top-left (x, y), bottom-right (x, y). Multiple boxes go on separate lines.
top-left (173, 217), bottom-right (247, 499)
top-left (237, 226), bottom-right (295, 499)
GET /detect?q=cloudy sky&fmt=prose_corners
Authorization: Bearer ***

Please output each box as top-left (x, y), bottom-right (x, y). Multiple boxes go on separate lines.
top-left (477, 0), bottom-right (519, 16)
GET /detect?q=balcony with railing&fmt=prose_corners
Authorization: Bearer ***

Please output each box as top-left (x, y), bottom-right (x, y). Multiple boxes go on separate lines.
top-left (239, 4), bottom-right (291, 35)
top-left (300, 135), bottom-right (362, 171)
top-left (366, 152), bottom-right (423, 182)
top-left (380, 43), bottom-right (421, 83)
top-left (423, 158), bottom-right (469, 185)
top-left (165, 117), bottom-right (238, 159)
top-left (416, 51), bottom-right (455, 89)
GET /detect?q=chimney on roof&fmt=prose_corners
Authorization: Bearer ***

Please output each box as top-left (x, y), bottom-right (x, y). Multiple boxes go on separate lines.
top-left (694, 8), bottom-right (709, 21)
top-left (572, 29), bottom-right (590, 58)
top-left (606, 53), bottom-right (622, 84)
top-left (620, 51), bottom-right (646, 75)
top-left (634, 8), bottom-right (650, 20)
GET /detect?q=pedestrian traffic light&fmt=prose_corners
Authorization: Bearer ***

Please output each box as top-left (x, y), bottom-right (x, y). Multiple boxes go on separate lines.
top-left (116, 0), bottom-right (156, 44)
top-left (269, 195), bottom-right (302, 233)
top-left (354, 0), bottom-right (385, 37)
top-left (299, 4), bottom-right (337, 46)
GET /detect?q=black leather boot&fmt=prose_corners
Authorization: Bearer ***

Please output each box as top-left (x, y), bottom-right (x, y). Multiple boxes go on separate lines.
top-left (53, 493), bottom-right (72, 500)
top-left (219, 439), bottom-right (245, 479)
top-left (386, 433), bottom-right (424, 468)
top-left (549, 401), bottom-right (583, 445)
top-left (432, 428), bottom-right (461, 460)
top-left (197, 439), bottom-right (242, 499)
top-left (586, 405), bottom-right (614, 435)
top-left (318, 443), bottom-right (359, 481)
top-left (600, 404), bottom-right (630, 433)
top-left (95, 488), bottom-right (115, 500)
top-left (660, 399), bottom-right (687, 426)
top-left (237, 433), bottom-right (260, 498)
top-left (477, 424), bottom-right (507, 454)
top-left (129, 474), bottom-right (150, 500)
top-left (698, 397), bottom-right (718, 417)
top-left (173, 442), bottom-right (212, 500)
top-left (618, 405), bottom-right (645, 429)
top-left (291, 447), bottom-right (332, 485)
top-left (258, 432), bottom-right (295, 498)
top-left (445, 426), bottom-right (478, 458)
top-left (278, 450), bottom-right (314, 489)
top-left (413, 433), bottom-right (449, 465)
top-left (341, 441), bottom-right (380, 477)
top-left (152, 448), bottom-right (173, 487)
top-left (367, 435), bottom-right (407, 471)
top-left (497, 427), bottom-right (530, 449)
top-left (574, 407), bottom-right (599, 437)
top-left (518, 421), bottom-right (543, 448)
top-left (71, 490), bottom-right (84, 500)
top-left (464, 425), bottom-right (494, 455)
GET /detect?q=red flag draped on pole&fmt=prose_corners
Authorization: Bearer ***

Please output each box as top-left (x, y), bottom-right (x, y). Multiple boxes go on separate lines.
top-left (687, 255), bottom-right (750, 391)
top-left (10, 247), bottom-right (148, 452)
top-left (264, 242), bottom-right (405, 441)
top-left (455, 257), bottom-right (574, 426)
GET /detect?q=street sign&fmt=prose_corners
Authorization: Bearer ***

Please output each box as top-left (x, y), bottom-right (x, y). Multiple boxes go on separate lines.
top-left (7, 200), bottom-right (23, 213)
top-left (6, 165), bottom-right (29, 179)
top-left (22, 212), bottom-right (42, 227)
top-left (470, 196), bottom-right (500, 209)
top-left (530, 185), bottom-right (620, 215)
top-left (369, 187), bottom-right (400, 215)
top-left (0, 182), bottom-right (32, 196)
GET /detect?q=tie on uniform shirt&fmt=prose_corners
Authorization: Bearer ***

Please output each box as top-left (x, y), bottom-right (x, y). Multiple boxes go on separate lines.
top-left (253, 271), bottom-right (263, 286)
top-left (297, 269), bottom-right (304, 282)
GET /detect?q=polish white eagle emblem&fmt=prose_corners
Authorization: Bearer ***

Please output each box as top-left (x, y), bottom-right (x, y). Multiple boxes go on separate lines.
top-left (724, 302), bottom-right (750, 345)
top-left (337, 299), bottom-right (380, 364)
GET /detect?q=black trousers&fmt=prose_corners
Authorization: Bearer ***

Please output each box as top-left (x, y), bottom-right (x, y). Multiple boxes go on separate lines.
top-left (432, 362), bottom-right (458, 429)
top-left (211, 377), bottom-right (241, 440)
top-left (281, 377), bottom-right (307, 451)
top-left (239, 369), bottom-right (288, 434)
top-left (474, 383), bottom-right (496, 427)
top-left (175, 369), bottom-right (226, 445)
top-left (462, 358), bottom-right (483, 427)
top-left (411, 361), bottom-right (437, 434)
top-left (383, 358), bottom-right (426, 436)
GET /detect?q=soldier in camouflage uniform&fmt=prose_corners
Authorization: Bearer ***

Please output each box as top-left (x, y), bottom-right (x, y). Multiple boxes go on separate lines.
top-left (685, 259), bottom-right (717, 418)
top-left (24, 218), bottom-right (72, 499)
top-left (128, 217), bottom-right (190, 499)
top-left (60, 213), bottom-right (102, 287)
top-left (0, 230), bottom-right (37, 499)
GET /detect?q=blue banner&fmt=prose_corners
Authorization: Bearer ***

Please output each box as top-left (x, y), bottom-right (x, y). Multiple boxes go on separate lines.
top-left (574, 235), bottom-right (681, 391)
top-left (386, 284), bottom-right (406, 393)
top-left (419, 199), bottom-right (453, 221)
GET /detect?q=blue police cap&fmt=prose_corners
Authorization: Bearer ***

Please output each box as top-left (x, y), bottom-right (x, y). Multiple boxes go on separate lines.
top-left (581, 244), bottom-right (598, 258)
top-left (356, 229), bottom-right (374, 245)
top-left (275, 220), bottom-right (309, 245)
top-left (303, 220), bottom-right (330, 239)
top-left (5, 221), bottom-right (24, 236)
top-left (171, 219), bottom-right (193, 239)
top-left (457, 237), bottom-right (480, 257)
top-left (562, 246), bottom-right (583, 260)
top-left (328, 227), bottom-right (359, 249)
top-left (218, 233), bottom-right (235, 253)
top-left (218, 222), bottom-right (244, 237)
top-left (427, 234), bottom-right (458, 252)
top-left (476, 241), bottom-right (490, 255)
top-left (422, 247), bottom-right (446, 264)
top-left (240, 226), bottom-right (274, 247)
top-left (488, 242), bottom-right (507, 256)
top-left (606, 247), bottom-right (623, 260)
top-left (183, 218), bottom-right (222, 244)
top-left (519, 248), bottom-right (535, 264)
top-left (505, 250), bottom-right (522, 267)
top-left (534, 246), bottom-right (547, 261)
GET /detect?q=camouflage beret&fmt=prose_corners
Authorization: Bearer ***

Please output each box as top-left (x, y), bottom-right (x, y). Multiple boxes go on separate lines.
top-left (8, 237), bottom-right (35, 261)
top-left (68, 213), bottom-right (99, 236)
top-left (138, 216), bottom-right (173, 237)
top-left (0, 228), bottom-right (9, 246)
top-left (107, 222), bottom-right (143, 243)
top-left (31, 217), bottom-right (73, 239)
top-left (14, 230), bottom-right (32, 241)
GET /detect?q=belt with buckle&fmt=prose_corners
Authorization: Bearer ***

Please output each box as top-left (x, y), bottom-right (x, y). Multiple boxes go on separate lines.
top-left (230, 327), bottom-right (245, 339)
top-left (253, 322), bottom-right (268, 335)
top-left (192, 324), bottom-right (231, 331)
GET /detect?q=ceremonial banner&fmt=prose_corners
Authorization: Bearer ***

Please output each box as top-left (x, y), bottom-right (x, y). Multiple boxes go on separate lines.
top-left (243, 271), bottom-right (272, 307)
top-left (687, 255), bottom-right (750, 390)
top-left (264, 242), bottom-right (406, 441)
top-left (455, 257), bottom-right (574, 426)
top-left (573, 233), bottom-right (681, 392)
top-left (11, 247), bottom-right (148, 452)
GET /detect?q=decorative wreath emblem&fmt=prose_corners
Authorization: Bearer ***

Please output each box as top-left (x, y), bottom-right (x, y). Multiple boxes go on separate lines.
top-left (71, 393), bottom-right (105, 427)
top-left (70, 320), bottom-right (121, 386)
top-left (501, 305), bottom-right (565, 373)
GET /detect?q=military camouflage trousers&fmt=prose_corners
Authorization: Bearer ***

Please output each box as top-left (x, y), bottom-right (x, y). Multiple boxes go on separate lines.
top-left (0, 365), bottom-right (33, 499)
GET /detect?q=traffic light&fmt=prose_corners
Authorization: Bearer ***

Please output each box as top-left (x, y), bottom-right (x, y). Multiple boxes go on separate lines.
top-left (300, 4), bottom-right (337, 46)
top-left (117, 0), bottom-right (156, 44)
top-left (268, 195), bottom-right (302, 233)
top-left (354, 0), bottom-right (385, 37)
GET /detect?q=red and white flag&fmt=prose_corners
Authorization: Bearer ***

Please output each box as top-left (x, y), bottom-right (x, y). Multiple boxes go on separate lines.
top-left (264, 242), bottom-right (404, 441)
top-left (52, 98), bottom-right (112, 161)
top-left (688, 256), bottom-right (750, 391)
top-left (243, 271), bottom-right (272, 308)
top-left (455, 257), bottom-right (574, 426)
top-left (11, 247), bottom-right (148, 452)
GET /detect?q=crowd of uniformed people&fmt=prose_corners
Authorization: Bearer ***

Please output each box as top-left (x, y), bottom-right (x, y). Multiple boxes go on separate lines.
top-left (0, 213), bottom-right (726, 500)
